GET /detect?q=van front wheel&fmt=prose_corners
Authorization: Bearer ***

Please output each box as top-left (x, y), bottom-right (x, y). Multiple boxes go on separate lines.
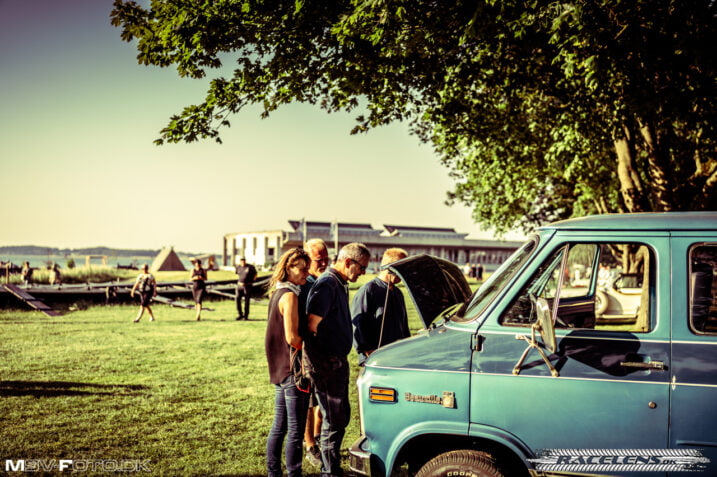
top-left (415, 450), bottom-right (504, 477)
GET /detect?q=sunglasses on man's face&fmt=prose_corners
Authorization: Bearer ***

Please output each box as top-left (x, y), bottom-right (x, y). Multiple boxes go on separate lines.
top-left (350, 259), bottom-right (367, 273)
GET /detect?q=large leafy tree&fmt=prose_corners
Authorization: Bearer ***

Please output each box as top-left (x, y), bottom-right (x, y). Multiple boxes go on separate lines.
top-left (111, 0), bottom-right (717, 233)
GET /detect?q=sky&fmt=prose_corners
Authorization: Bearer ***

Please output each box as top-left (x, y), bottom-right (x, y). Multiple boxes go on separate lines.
top-left (0, 0), bottom-right (520, 254)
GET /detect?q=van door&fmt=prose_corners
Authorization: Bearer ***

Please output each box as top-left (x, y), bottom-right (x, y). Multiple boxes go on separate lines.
top-left (470, 236), bottom-right (671, 473)
top-left (669, 238), bottom-right (717, 474)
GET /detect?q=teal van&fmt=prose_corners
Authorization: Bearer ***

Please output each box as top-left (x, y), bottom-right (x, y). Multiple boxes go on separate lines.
top-left (349, 212), bottom-right (717, 477)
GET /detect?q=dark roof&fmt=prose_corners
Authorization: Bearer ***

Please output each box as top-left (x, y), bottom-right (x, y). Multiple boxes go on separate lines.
top-left (288, 220), bottom-right (375, 231)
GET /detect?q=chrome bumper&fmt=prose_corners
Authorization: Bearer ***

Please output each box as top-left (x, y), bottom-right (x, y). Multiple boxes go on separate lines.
top-left (348, 436), bottom-right (372, 477)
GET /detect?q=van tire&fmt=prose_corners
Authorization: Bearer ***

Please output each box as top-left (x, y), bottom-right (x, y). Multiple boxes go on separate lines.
top-left (415, 450), bottom-right (504, 477)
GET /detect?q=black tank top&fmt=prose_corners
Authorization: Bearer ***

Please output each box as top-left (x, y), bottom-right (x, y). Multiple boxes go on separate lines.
top-left (192, 267), bottom-right (206, 289)
top-left (265, 288), bottom-right (293, 384)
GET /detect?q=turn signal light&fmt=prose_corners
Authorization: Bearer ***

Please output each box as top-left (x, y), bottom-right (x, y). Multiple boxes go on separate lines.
top-left (369, 386), bottom-right (397, 403)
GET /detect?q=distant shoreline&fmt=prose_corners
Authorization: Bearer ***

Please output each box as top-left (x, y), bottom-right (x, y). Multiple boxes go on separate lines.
top-left (1, 253), bottom-right (159, 269)
top-left (0, 249), bottom-right (209, 270)
top-left (0, 245), bottom-right (161, 257)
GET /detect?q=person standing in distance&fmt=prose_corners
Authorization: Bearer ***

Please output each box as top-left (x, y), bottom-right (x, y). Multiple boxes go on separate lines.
top-left (298, 238), bottom-right (330, 467)
top-left (235, 257), bottom-right (257, 320)
top-left (130, 264), bottom-right (157, 322)
top-left (191, 259), bottom-right (207, 321)
top-left (21, 261), bottom-right (33, 287)
top-left (305, 242), bottom-right (370, 476)
top-left (351, 248), bottom-right (410, 366)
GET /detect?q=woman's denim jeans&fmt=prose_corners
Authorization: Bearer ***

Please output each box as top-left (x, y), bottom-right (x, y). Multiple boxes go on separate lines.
top-left (266, 375), bottom-right (310, 477)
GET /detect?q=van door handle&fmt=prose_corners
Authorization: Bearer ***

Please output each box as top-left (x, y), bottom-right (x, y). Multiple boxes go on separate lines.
top-left (620, 360), bottom-right (667, 371)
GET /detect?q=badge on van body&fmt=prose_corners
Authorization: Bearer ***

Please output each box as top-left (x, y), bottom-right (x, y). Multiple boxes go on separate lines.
top-left (404, 391), bottom-right (456, 408)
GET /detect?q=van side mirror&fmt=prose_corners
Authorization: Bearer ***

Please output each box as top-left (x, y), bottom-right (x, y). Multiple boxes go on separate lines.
top-left (535, 296), bottom-right (557, 354)
top-left (513, 294), bottom-right (559, 377)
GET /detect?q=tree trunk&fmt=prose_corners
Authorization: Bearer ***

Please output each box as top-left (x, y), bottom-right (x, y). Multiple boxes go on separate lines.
top-left (695, 157), bottom-right (717, 209)
top-left (614, 124), bottom-right (649, 212)
top-left (639, 121), bottom-right (673, 211)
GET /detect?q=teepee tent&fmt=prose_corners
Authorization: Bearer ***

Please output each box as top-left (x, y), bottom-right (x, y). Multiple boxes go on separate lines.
top-left (150, 246), bottom-right (186, 272)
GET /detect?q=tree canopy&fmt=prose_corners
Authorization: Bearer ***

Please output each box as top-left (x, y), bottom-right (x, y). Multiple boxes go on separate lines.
top-left (111, 0), bottom-right (717, 233)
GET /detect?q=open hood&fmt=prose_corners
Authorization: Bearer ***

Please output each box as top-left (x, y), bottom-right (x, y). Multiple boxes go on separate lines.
top-left (387, 254), bottom-right (472, 328)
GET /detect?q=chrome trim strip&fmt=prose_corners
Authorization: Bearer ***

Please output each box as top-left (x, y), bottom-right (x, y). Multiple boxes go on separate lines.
top-left (672, 340), bottom-right (717, 345)
top-left (670, 381), bottom-right (717, 389)
top-left (480, 329), bottom-right (669, 344)
top-left (472, 372), bottom-right (669, 386)
top-left (367, 365), bottom-right (471, 374)
top-left (366, 366), bottom-right (717, 389)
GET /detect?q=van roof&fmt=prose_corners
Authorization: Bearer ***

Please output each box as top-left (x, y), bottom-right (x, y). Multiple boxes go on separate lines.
top-left (543, 212), bottom-right (717, 232)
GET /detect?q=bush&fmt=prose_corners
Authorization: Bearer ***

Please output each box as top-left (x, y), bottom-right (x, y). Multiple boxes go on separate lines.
top-left (5, 266), bottom-right (136, 285)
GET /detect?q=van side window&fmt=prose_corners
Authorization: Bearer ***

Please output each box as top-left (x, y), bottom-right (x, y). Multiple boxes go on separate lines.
top-left (500, 242), bottom-right (653, 333)
top-left (689, 244), bottom-right (717, 334)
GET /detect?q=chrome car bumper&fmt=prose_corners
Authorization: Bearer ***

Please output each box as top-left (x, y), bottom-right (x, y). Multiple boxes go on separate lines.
top-left (348, 436), bottom-right (372, 477)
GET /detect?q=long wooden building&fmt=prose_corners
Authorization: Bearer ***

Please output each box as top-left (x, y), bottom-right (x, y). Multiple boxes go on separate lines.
top-left (222, 220), bottom-right (523, 272)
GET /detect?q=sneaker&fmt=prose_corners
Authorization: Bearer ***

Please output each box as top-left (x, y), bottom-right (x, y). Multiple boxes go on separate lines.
top-left (149, 317), bottom-right (155, 322)
top-left (305, 445), bottom-right (321, 468)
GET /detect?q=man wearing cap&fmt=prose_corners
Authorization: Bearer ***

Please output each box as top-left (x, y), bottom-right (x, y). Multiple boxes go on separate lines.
top-left (235, 257), bottom-right (257, 320)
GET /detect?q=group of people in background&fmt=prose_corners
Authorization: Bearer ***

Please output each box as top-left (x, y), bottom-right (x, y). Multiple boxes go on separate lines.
top-left (129, 255), bottom-right (258, 323)
top-left (18, 261), bottom-right (61, 287)
top-left (463, 261), bottom-right (484, 281)
top-left (265, 239), bottom-right (410, 477)
top-left (125, 242), bottom-right (410, 475)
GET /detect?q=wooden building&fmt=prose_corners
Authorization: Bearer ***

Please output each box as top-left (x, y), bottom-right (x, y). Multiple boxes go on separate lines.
top-left (222, 220), bottom-right (523, 272)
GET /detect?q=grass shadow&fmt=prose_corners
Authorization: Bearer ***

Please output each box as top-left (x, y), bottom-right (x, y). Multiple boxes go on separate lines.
top-left (0, 380), bottom-right (150, 397)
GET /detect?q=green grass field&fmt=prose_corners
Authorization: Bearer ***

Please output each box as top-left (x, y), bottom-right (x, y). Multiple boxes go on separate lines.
top-left (1, 274), bottom-right (460, 476)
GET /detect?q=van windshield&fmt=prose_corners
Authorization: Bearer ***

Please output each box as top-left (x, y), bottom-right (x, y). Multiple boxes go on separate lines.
top-left (454, 237), bottom-right (538, 322)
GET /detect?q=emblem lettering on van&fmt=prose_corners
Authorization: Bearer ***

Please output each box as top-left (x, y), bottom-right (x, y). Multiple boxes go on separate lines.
top-left (404, 391), bottom-right (455, 408)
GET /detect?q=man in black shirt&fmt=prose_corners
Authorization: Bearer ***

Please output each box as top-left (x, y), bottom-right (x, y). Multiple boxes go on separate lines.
top-left (305, 242), bottom-right (370, 476)
top-left (235, 257), bottom-right (257, 320)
